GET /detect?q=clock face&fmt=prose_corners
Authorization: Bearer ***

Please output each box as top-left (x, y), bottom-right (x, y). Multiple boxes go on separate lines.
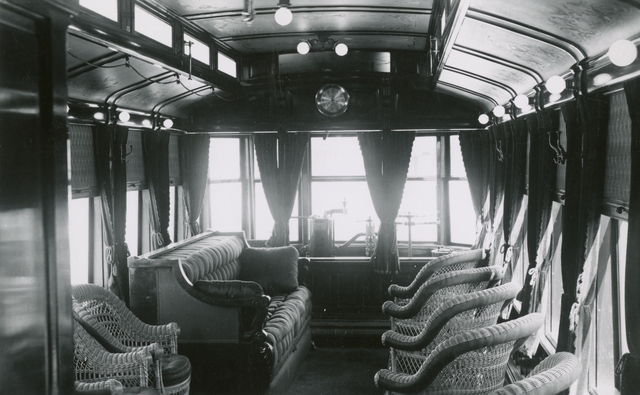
top-left (316, 84), bottom-right (350, 117)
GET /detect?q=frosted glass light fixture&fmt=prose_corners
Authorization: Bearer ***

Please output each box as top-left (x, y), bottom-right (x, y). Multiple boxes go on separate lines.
top-left (334, 42), bottom-right (348, 56)
top-left (492, 105), bottom-right (505, 118)
top-left (118, 111), bottom-right (130, 122)
top-left (275, 2), bottom-right (292, 26)
top-left (163, 118), bottom-right (174, 128)
top-left (478, 114), bottom-right (490, 125)
top-left (513, 94), bottom-right (529, 109)
top-left (297, 41), bottom-right (311, 55)
top-left (142, 119), bottom-right (152, 127)
top-left (608, 39), bottom-right (637, 67)
top-left (545, 75), bottom-right (565, 94)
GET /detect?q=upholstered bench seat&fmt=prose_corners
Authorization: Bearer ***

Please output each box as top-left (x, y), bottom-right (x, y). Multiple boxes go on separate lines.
top-left (264, 286), bottom-right (313, 371)
top-left (128, 231), bottom-right (313, 394)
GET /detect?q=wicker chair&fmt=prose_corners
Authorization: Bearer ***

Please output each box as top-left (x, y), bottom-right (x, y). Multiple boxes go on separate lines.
top-left (388, 248), bottom-right (489, 303)
top-left (375, 313), bottom-right (545, 395)
top-left (384, 281), bottom-right (520, 377)
top-left (72, 284), bottom-right (191, 395)
top-left (385, 266), bottom-right (504, 339)
top-left (489, 352), bottom-right (581, 395)
top-left (73, 321), bottom-right (160, 390)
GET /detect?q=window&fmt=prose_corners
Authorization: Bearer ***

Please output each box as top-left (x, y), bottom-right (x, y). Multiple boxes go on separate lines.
top-left (69, 198), bottom-right (90, 285)
top-left (400, 137), bottom-right (438, 243)
top-left (255, 182), bottom-right (299, 241)
top-left (135, 6), bottom-right (172, 47)
top-left (79, 0), bottom-right (118, 22)
top-left (208, 138), bottom-right (242, 232)
top-left (125, 191), bottom-right (139, 256)
top-left (311, 136), bottom-right (370, 242)
top-left (448, 136), bottom-right (475, 244)
top-left (184, 33), bottom-right (210, 66)
top-left (218, 52), bottom-right (237, 78)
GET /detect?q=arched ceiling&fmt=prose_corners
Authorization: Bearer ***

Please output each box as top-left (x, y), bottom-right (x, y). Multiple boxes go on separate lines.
top-left (66, 0), bottom-right (640, 132)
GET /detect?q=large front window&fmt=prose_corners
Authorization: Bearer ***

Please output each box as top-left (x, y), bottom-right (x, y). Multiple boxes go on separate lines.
top-left (206, 133), bottom-right (474, 248)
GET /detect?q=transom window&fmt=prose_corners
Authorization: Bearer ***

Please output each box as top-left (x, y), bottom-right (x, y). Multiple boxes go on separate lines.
top-left (184, 33), bottom-right (210, 66)
top-left (134, 5), bottom-right (172, 47)
top-left (79, 0), bottom-right (118, 22)
top-left (217, 52), bottom-right (237, 78)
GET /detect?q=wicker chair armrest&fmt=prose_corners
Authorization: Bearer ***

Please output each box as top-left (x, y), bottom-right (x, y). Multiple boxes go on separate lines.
top-left (75, 379), bottom-right (123, 395)
top-left (97, 347), bottom-right (155, 367)
top-left (490, 352), bottom-right (581, 395)
top-left (383, 282), bottom-right (519, 351)
top-left (383, 266), bottom-right (504, 319)
top-left (388, 248), bottom-right (488, 299)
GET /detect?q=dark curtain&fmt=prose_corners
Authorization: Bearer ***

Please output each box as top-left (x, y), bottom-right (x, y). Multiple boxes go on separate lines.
top-left (459, 131), bottom-right (492, 248)
top-left (501, 119), bottom-right (528, 278)
top-left (254, 131), bottom-right (309, 247)
top-left (488, 123), bottom-right (506, 233)
top-left (520, 111), bottom-right (557, 315)
top-left (616, 78), bottom-right (640, 394)
top-left (142, 130), bottom-right (171, 248)
top-left (180, 134), bottom-right (210, 237)
top-left (93, 124), bottom-right (129, 303)
top-left (556, 92), bottom-right (610, 353)
top-left (358, 131), bottom-right (415, 274)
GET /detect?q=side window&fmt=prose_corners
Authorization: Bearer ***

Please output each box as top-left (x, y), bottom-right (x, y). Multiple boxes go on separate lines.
top-left (208, 138), bottom-right (242, 231)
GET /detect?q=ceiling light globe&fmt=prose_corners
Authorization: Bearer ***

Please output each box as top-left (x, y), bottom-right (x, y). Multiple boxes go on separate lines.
top-left (93, 112), bottom-right (104, 121)
top-left (142, 119), bottom-right (152, 127)
top-left (297, 41), bottom-right (310, 55)
top-left (163, 118), bottom-right (174, 128)
top-left (513, 95), bottom-right (529, 109)
top-left (545, 75), bottom-right (565, 94)
top-left (608, 39), bottom-right (637, 67)
top-left (478, 114), bottom-right (490, 125)
top-left (274, 7), bottom-right (292, 26)
top-left (492, 105), bottom-right (505, 118)
top-left (118, 111), bottom-right (130, 122)
top-left (334, 43), bottom-right (348, 56)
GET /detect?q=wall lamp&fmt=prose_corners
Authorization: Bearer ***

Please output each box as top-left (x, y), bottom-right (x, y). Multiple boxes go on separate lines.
top-left (492, 105), bottom-right (506, 118)
top-left (608, 39), bottom-right (638, 67)
top-left (478, 113), bottom-right (490, 125)
top-left (545, 75), bottom-right (566, 95)
top-left (275, 1), bottom-right (292, 26)
top-left (162, 118), bottom-right (174, 128)
top-left (297, 37), bottom-right (349, 56)
top-left (513, 94), bottom-right (530, 110)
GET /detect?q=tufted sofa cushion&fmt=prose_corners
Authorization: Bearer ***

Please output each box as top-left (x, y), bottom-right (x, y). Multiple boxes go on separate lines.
top-left (180, 236), bottom-right (245, 283)
top-left (239, 246), bottom-right (299, 296)
top-left (263, 286), bottom-right (313, 372)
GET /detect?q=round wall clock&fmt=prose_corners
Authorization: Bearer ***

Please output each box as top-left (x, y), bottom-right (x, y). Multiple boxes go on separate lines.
top-left (315, 84), bottom-right (350, 117)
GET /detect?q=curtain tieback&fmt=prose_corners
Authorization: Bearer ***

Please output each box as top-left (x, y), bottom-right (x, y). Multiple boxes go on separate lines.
top-left (500, 243), bottom-right (512, 265)
top-left (528, 268), bottom-right (539, 286)
top-left (569, 301), bottom-right (581, 333)
top-left (105, 245), bottom-right (115, 265)
top-left (151, 232), bottom-right (165, 248)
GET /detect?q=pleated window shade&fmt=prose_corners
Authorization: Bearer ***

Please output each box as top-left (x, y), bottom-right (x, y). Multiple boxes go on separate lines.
top-left (603, 90), bottom-right (631, 206)
top-left (69, 124), bottom-right (98, 197)
top-left (126, 130), bottom-right (145, 188)
top-left (169, 133), bottom-right (181, 185)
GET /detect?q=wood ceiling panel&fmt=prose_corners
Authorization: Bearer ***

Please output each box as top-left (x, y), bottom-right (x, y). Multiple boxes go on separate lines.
top-left (115, 77), bottom-right (209, 113)
top-left (159, 0), bottom-right (433, 16)
top-left (439, 69), bottom-right (512, 108)
top-left (454, 18), bottom-right (576, 81)
top-left (67, 58), bottom-right (170, 104)
top-left (446, 50), bottom-right (538, 97)
top-left (471, 0), bottom-right (640, 58)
